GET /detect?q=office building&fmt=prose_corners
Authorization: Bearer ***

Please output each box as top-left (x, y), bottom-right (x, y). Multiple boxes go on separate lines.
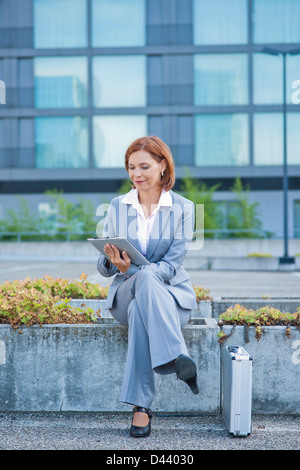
top-left (0, 0), bottom-right (300, 238)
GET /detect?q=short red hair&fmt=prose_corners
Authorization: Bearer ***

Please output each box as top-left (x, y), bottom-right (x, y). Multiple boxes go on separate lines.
top-left (125, 136), bottom-right (175, 191)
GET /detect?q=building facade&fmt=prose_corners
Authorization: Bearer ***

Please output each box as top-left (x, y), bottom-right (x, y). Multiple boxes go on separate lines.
top-left (0, 0), bottom-right (300, 238)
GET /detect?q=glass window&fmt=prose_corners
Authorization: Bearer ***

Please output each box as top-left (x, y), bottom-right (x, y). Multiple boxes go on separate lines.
top-left (93, 56), bottom-right (146, 107)
top-left (253, 0), bottom-right (300, 44)
top-left (253, 53), bottom-right (300, 105)
top-left (254, 112), bottom-right (300, 165)
top-left (92, 0), bottom-right (145, 47)
top-left (0, 81), bottom-right (5, 106)
top-left (294, 201), bottom-right (300, 238)
top-left (287, 54), bottom-right (300, 106)
top-left (35, 117), bottom-right (88, 168)
top-left (194, 54), bottom-right (248, 105)
top-left (0, 60), bottom-right (5, 106)
top-left (34, 0), bottom-right (87, 48)
top-left (253, 53), bottom-right (283, 105)
top-left (0, 119), bottom-right (4, 165)
top-left (287, 113), bottom-right (300, 165)
top-left (34, 57), bottom-right (88, 108)
top-left (253, 113), bottom-right (283, 165)
top-left (93, 115), bottom-right (147, 167)
top-left (195, 114), bottom-right (249, 166)
top-left (193, 0), bottom-right (248, 45)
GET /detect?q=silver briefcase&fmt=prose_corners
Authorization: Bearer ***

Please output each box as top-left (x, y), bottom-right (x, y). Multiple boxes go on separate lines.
top-left (222, 345), bottom-right (252, 437)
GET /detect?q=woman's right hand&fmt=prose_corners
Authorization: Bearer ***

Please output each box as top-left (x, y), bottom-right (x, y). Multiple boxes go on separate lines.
top-left (103, 244), bottom-right (131, 274)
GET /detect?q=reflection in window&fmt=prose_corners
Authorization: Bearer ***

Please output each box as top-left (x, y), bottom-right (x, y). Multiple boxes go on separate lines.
top-left (194, 54), bottom-right (248, 105)
top-left (0, 119), bottom-right (4, 167)
top-left (93, 56), bottom-right (146, 107)
top-left (253, 0), bottom-right (300, 44)
top-left (287, 113), bottom-right (300, 165)
top-left (35, 117), bottom-right (88, 168)
top-left (93, 115), bottom-right (147, 167)
top-left (0, 119), bottom-right (3, 144)
top-left (195, 114), bottom-right (249, 166)
top-left (34, 57), bottom-right (88, 108)
top-left (253, 53), bottom-right (283, 105)
top-left (92, 0), bottom-right (145, 47)
top-left (287, 55), bottom-right (300, 105)
top-left (253, 113), bottom-right (283, 165)
top-left (193, 0), bottom-right (248, 45)
top-left (34, 0), bottom-right (87, 48)
top-left (294, 201), bottom-right (300, 238)
top-left (253, 53), bottom-right (300, 105)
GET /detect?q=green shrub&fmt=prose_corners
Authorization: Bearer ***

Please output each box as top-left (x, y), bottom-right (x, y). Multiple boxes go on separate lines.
top-left (179, 168), bottom-right (222, 238)
top-left (227, 177), bottom-right (263, 239)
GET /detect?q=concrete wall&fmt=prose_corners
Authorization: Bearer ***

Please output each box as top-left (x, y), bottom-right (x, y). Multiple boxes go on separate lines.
top-left (0, 240), bottom-right (300, 267)
top-left (0, 318), bottom-right (299, 414)
top-left (0, 319), bottom-right (220, 414)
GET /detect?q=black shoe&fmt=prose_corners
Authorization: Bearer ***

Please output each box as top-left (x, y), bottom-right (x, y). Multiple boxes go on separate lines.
top-left (175, 354), bottom-right (199, 394)
top-left (130, 406), bottom-right (152, 438)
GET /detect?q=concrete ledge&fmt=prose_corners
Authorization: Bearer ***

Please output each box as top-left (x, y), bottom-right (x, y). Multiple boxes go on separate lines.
top-left (68, 298), bottom-right (300, 321)
top-left (0, 319), bottom-right (220, 414)
top-left (1, 241), bottom-right (299, 270)
top-left (220, 325), bottom-right (300, 415)
top-left (0, 317), bottom-right (299, 414)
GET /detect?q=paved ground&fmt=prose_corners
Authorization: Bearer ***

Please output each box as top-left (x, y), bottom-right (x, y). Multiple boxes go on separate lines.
top-left (0, 260), bottom-right (300, 298)
top-left (0, 261), bottom-right (299, 452)
top-left (0, 412), bottom-right (299, 451)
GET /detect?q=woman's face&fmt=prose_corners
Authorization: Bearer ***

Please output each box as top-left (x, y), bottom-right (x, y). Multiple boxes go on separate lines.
top-left (128, 150), bottom-right (166, 192)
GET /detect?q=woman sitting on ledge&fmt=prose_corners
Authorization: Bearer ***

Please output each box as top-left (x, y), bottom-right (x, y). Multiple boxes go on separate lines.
top-left (97, 135), bottom-right (198, 438)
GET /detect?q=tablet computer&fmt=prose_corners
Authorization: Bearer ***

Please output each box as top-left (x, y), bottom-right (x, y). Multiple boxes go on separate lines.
top-left (88, 237), bottom-right (150, 266)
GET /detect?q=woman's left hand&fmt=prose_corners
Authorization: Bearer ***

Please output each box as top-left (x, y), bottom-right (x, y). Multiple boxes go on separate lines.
top-left (104, 244), bottom-right (131, 274)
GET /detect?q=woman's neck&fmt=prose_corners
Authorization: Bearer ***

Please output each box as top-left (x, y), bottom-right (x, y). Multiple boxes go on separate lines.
top-left (137, 187), bottom-right (163, 207)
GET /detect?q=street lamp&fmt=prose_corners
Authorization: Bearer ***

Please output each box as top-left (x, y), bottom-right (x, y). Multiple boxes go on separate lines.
top-left (262, 47), bottom-right (300, 265)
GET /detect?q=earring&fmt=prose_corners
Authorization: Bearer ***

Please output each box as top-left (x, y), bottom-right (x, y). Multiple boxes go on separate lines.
top-left (161, 171), bottom-right (164, 177)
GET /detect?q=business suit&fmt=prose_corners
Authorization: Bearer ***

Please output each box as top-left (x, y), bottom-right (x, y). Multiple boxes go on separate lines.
top-left (97, 189), bottom-right (197, 408)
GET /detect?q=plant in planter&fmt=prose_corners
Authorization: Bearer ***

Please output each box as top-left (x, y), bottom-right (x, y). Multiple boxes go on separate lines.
top-left (193, 286), bottom-right (212, 301)
top-left (246, 252), bottom-right (273, 258)
top-left (217, 303), bottom-right (300, 343)
top-left (0, 273), bottom-right (110, 300)
top-left (0, 275), bottom-right (211, 302)
top-left (0, 275), bottom-right (211, 327)
top-left (0, 287), bottom-right (98, 332)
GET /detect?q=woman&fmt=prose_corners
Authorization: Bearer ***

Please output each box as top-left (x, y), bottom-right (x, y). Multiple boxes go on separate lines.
top-left (97, 135), bottom-right (198, 438)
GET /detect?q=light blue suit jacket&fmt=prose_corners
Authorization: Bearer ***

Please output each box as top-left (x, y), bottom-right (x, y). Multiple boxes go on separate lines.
top-left (97, 189), bottom-right (197, 311)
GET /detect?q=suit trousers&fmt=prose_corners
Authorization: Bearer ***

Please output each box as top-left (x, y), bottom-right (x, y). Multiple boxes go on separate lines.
top-left (109, 268), bottom-right (192, 409)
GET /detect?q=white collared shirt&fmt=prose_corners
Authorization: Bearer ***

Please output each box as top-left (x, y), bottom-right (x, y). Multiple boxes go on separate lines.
top-left (121, 188), bottom-right (172, 255)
